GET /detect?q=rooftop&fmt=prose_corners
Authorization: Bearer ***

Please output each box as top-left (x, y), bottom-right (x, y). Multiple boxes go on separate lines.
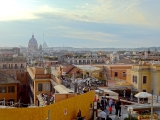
top-left (0, 72), bottom-right (20, 84)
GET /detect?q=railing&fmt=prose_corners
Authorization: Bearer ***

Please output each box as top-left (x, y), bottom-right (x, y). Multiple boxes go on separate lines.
top-left (35, 74), bottom-right (51, 79)
top-left (20, 66), bottom-right (25, 69)
top-left (110, 77), bottom-right (126, 82)
top-left (27, 66), bottom-right (35, 79)
top-left (51, 75), bottom-right (61, 84)
top-left (72, 62), bottom-right (105, 65)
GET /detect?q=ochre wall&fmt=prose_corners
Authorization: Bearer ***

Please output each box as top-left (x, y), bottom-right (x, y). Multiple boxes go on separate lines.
top-left (126, 69), bottom-right (131, 83)
top-left (54, 93), bottom-right (77, 103)
top-left (0, 83), bottom-right (18, 102)
top-left (107, 65), bottom-right (132, 80)
top-left (33, 67), bottom-right (44, 74)
top-left (0, 91), bottom-right (94, 120)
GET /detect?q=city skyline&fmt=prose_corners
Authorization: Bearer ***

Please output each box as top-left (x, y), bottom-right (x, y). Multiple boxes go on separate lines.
top-left (0, 0), bottom-right (160, 48)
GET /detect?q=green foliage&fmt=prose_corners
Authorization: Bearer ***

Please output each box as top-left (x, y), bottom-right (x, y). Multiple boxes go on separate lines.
top-left (66, 74), bottom-right (72, 78)
top-left (76, 74), bottom-right (82, 78)
top-left (97, 77), bottom-right (106, 83)
top-left (117, 51), bottom-right (126, 54)
top-left (43, 56), bottom-right (58, 60)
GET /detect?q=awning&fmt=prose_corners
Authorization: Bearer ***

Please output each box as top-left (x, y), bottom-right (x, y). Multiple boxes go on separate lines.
top-left (97, 87), bottom-right (119, 96)
top-left (50, 79), bottom-right (58, 86)
top-left (54, 85), bottom-right (74, 94)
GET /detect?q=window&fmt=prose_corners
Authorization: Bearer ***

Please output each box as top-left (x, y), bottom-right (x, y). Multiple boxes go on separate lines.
top-left (8, 86), bottom-right (15, 93)
top-left (115, 72), bottom-right (118, 77)
top-left (0, 86), bottom-right (6, 93)
top-left (132, 75), bottom-right (137, 84)
top-left (123, 72), bottom-right (126, 77)
top-left (15, 64), bottom-right (18, 68)
top-left (38, 83), bottom-right (43, 91)
top-left (143, 76), bottom-right (147, 84)
top-left (45, 83), bottom-right (50, 91)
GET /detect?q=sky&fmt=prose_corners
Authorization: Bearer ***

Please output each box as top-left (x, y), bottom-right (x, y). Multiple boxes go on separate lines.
top-left (0, 0), bottom-right (160, 48)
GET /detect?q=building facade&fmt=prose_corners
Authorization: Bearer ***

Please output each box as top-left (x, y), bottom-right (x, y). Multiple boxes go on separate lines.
top-left (0, 72), bottom-right (20, 104)
top-left (128, 62), bottom-right (160, 94)
top-left (64, 57), bottom-right (105, 65)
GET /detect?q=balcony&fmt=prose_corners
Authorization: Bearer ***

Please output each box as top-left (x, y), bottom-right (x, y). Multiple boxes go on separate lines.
top-left (35, 74), bottom-right (51, 79)
top-left (20, 66), bottom-right (25, 69)
top-left (14, 66), bottom-right (18, 69)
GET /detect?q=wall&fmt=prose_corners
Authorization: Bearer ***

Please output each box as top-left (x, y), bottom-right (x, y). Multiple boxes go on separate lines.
top-left (33, 67), bottom-right (44, 74)
top-left (126, 69), bottom-right (131, 83)
top-left (0, 91), bottom-right (94, 120)
top-left (107, 65), bottom-right (132, 80)
top-left (0, 83), bottom-right (17, 102)
top-left (54, 93), bottom-right (77, 103)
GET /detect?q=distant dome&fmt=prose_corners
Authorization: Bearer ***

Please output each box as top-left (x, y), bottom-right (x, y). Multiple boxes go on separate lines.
top-left (29, 35), bottom-right (37, 44)
top-left (43, 41), bottom-right (48, 48)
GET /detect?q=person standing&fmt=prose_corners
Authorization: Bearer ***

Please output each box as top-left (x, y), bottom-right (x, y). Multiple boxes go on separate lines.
top-left (115, 100), bottom-right (118, 116)
top-left (116, 99), bottom-right (121, 117)
top-left (99, 109), bottom-right (106, 120)
top-left (101, 97), bottom-right (107, 110)
top-left (109, 98), bottom-right (113, 107)
top-left (97, 99), bottom-right (101, 109)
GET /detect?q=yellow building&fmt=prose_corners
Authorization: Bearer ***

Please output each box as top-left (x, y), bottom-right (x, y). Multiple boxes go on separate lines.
top-left (128, 62), bottom-right (160, 94)
top-left (27, 66), bottom-right (53, 106)
top-left (0, 72), bottom-right (20, 104)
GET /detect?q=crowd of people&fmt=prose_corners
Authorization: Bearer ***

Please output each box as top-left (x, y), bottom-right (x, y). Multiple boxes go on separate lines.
top-left (41, 93), bottom-right (54, 105)
top-left (98, 97), bottom-right (122, 120)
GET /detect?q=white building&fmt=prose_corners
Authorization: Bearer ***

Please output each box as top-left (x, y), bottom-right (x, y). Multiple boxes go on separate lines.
top-left (110, 52), bottom-right (119, 63)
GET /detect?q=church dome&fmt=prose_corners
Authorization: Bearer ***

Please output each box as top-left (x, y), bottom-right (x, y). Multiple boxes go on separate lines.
top-left (43, 41), bottom-right (48, 48)
top-left (29, 35), bottom-right (37, 44)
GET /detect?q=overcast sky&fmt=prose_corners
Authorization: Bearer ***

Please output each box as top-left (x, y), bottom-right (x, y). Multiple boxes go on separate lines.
top-left (0, 0), bottom-right (160, 48)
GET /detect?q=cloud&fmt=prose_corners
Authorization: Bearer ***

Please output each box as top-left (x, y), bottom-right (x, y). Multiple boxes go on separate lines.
top-left (1, 0), bottom-right (159, 28)
top-left (50, 27), bottom-right (119, 43)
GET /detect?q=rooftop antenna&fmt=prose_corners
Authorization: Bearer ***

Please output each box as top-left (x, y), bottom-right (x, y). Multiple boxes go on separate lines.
top-left (43, 33), bottom-right (44, 42)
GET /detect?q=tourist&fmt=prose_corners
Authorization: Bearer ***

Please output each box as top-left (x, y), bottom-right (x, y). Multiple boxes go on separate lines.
top-left (99, 108), bottom-right (106, 120)
top-left (115, 99), bottom-right (121, 117)
top-left (108, 106), bottom-right (112, 114)
top-left (109, 98), bottom-right (113, 107)
top-left (97, 99), bottom-right (101, 109)
top-left (115, 100), bottom-right (118, 116)
top-left (101, 97), bottom-right (107, 110)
